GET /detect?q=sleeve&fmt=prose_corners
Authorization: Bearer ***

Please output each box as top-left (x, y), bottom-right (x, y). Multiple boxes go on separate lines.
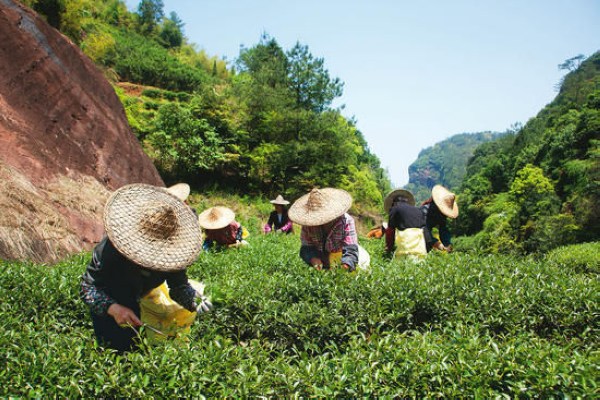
top-left (423, 225), bottom-right (437, 248)
top-left (167, 271), bottom-right (197, 312)
top-left (80, 240), bottom-right (116, 316)
top-left (300, 245), bottom-right (320, 265)
top-left (264, 212), bottom-right (274, 233)
top-left (203, 238), bottom-right (214, 251)
top-left (385, 223), bottom-right (395, 252)
top-left (439, 221), bottom-right (452, 246)
top-left (342, 215), bottom-right (359, 246)
top-left (80, 277), bottom-right (116, 316)
top-left (341, 244), bottom-right (359, 271)
top-left (280, 220), bottom-right (293, 232)
top-left (341, 216), bottom-right (359, 270)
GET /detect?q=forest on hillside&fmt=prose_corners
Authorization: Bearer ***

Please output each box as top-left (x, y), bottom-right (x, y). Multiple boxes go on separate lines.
top-left (21, 0), bottom-right (390, 210)
top-left (23, 0), bottom-right (599, 254)
top-left (454, 52), bottom-right (600, 253)
top-left (404, 131), bottom-right (509, 202)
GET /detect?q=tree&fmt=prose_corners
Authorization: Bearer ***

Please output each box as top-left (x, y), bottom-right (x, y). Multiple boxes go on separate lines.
top-left (558, 54), bottom-right (585, 72)
top-left (137, 0), bottom-right (164, 35)
top-left (235, 34), bottom-right (292, 145)
top-left (509, 164), bottom-right (562, 251)
top-left (555, 54), bottom-right (586, 92)
top-left (147, 103), bottom-right (224, 179)
top-left (287, 42), bottom-right (343, 113)
top-left (33, 0), bottom-right (65, 28)
top-left (159, 12), bottom-right (184, 48)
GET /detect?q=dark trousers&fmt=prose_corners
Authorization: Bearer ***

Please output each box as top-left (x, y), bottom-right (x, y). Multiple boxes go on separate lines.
top-left (91, 303), bottom-right (140, 353)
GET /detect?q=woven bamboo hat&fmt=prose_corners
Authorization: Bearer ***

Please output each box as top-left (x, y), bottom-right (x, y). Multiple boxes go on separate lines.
top-left (166, 183), bottom-right (190, 201)
top-left (384, 189), bottom-right (416, 212)
top-left (432, 185), bottom-right (459, 218)
top-left (270, 195), bottom-right (290, 205)
top-left (197, 206), bottom-right (235, 230)
top-left (103, 184), bottom-right (203, 272)
top-left (288, 188), bottom-right (352, 226)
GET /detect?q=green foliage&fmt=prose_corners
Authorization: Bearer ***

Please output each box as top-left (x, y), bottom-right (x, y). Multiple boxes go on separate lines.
top-left (509, 164), bottom-right (559, 219)
top-left (37, 2), bottom-right (390, 211)
top-left (457, 52), bottom-right (600, 250)
top-left (80, 25), bottom-right (116, 64)
top-left (478, 205), bottom-right (521, 254)
top-left (108, 29), bottom-right (208, 91)
top-left (546, 241), bottom-right (600, 273)
top-left (136, 0), bottom-right (164, 35)
top-left (405, 131), bottom-right (507, 202)
top-left (1, 237), bottom-right (598, 397)
top-left (31, 0), bottom-right (65, 28)
top-left (287, 42), bottom-right (344, 112)
top-left (147, 103), bottom-right (224, 179)
top-left (526, 214), bottom-right (580, 253)
top-left (158, 11), bottom-right (184, 49)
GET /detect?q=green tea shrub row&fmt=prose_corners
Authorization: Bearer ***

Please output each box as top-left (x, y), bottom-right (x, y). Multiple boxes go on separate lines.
top-left (0, 237), bottom-right (597, 397)
top-left (546, 241), bottom-right (600, 273)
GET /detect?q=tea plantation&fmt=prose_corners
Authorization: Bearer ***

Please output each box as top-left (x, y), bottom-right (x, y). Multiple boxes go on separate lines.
top-left (1, 235), bottom-right (598, 397)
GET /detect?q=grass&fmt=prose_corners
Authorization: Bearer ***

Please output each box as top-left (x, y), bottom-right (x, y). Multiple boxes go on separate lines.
top-left (0, 235), bottom-right (598, 397)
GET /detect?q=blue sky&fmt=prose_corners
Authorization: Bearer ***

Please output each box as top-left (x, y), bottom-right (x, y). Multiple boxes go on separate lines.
top-left (125, 0), bottom-right (600, 187)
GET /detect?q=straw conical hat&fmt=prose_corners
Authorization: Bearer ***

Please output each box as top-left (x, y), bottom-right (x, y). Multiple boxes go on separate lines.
top-left (384, 189), bottom-right (416, 212)
top-left (197, 206), bottom-right (235, 230)
top-left (432, 185), bottom-right (459, 218)
top-left (270, 195), bottom-right (290, 205)
top-left (166, 183), bottom-right (190, 201)
top-left (288, 188), bottom-right (352, 226)
top-left (103, 184), bottom-right (203, 272)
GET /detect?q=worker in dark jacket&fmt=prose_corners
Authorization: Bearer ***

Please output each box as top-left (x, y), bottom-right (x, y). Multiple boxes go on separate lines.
top-left (263, 195), bottom-right (293, 234)
top-left (421, 185), bottom-right (459, 252)
top-left (80, 184), bottom-right (212, 352)
top-left (384, 189), bottom-right (428, 257)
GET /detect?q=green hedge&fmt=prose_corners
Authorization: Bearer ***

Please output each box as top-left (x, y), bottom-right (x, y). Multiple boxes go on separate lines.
top-left (546, 241), bottom-right (600, 273)
top-left (1, 236), bottom-right (598, 397)
top-left (107, 30), bottom-right (207, 92)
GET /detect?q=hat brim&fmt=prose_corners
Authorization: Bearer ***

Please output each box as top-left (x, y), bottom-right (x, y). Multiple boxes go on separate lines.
top-left (166, 183), bottom-right (190, 201)
top-left (103, 184), bottom-right (202, 271)
top-left (288, 188), bottom-right (352, 226)
top-left (384, 189), bottom-right (416, 212)
top-left (197, 206), bottom-right (235, 230)
top-left (432, 185), bottom-right (459, 218)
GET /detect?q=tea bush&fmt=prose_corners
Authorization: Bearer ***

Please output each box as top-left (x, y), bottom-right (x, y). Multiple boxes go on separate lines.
top-left (0, 236), bottom-right (598, 397)
top-left (545, 241), bottom-right (600, 273)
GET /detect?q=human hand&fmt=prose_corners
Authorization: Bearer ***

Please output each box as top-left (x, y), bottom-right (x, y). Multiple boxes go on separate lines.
top-left (341, 263), bottom-right (356, 272)
top-left (433, 242), bottom-right (446, 251)
top-left (108, 303), bottom-right (142, 327)
top-left (310, 257), bottom-right (323, 270)
top-left (446, 245), bottom-right (453, 253)
top-left (194, 291), bottom-right (214, 314)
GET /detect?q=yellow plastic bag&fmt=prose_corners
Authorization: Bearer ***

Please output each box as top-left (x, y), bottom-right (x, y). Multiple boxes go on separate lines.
top-left (139, 279), bottom-right (204, 343)
top-left (329, 244), bottom-right (370, 271)
top-left (241, 226), bottom-right (250, 239)
top-left (395, 227), bottom-right (427, 259)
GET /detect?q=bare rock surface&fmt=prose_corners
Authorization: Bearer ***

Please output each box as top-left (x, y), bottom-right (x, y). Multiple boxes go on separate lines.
top-left (0, 0), bottom-right (164, 263)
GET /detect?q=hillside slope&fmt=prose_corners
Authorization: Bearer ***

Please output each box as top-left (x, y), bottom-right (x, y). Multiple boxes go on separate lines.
top-left (457, 51), bottom-right (600, 251)
top-left (0, 0), bottom-right (163, 262)
top-left (404, 131), bottom-right (507, 202)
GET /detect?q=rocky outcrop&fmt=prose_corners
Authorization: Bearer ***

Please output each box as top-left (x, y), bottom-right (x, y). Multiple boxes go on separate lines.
top-left (0, 0), bottom-right (164, 263)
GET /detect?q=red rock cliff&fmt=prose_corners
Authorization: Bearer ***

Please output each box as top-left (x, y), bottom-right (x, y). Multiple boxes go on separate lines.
top-left (0, 0), bottom-right (164, 263)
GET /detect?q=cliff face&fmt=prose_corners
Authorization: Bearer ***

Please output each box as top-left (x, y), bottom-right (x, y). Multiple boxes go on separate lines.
top-left (0, 0), bottom-right (164, 263)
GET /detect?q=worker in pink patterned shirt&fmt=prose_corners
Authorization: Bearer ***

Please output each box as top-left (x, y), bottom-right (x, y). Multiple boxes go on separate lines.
top-left (289, 188), bottom-right (370, 272)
